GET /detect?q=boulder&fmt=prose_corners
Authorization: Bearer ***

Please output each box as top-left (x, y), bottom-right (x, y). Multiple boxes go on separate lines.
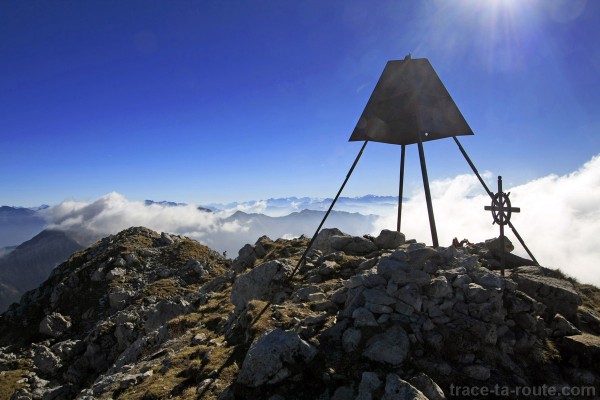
top-left (106, 267), bottom-right (126, 280)
top-left (50, 340), bottom-right (85, 361)
top-left (579, 307), bottom-right (600, 334)
top-left (363, 324), bottom-right (410, 365)
top-left (363, 288), bottom-right (396, 306)
top-left (119, 370), bottom-right (153, 389)
top-left (330, 235), bottom-right (378, 256)
top-left (108, 289), bottom-right (135, 310)
top-left (353, 307), bottom-right (379, 327)
top-left (233, 244), bottom-right (258, 272)
top-left (375, 230), bottom-right (405, 250)
top-left (237, 329), bottom-right (317, 387)
top-left (561, 334), bottom-right (600, 368)
top-left (484, 236), bottom-right (514, 256)
top-left (357, 371), bottom-right (382, 400)
top-left (550, 313), bottom-right (581, 337)
top-left (394, 283), bottom-right (422, 311)
top-left (407, 247), bottom-right (444, 269)
top-left (231, 260), bottom-right (293, 311)
top-left (424, 276), bottom-right (452, 299)
top-left (465, 283), bottom-right (493, 304)
top-left (409, 372), bottom-right (446, 400)
top-left (342, 327), bottom-right (362, 352)
top-left (383, 374), bottom-right (428, 400)
top-left (145, 298), bottom-right (191, 332)
top-left (510, 268), bottom-right (580, 320)
top-left (39, 312), bottom-right (72, 338)
top-left (346, 269), bottom-right (387, 289)
top-left (377, 257), bottom-right (410, 281)
top-left (462, 365), bottom-right (490, 381)
top-left (33, 344), bottom-right (61, 375)
top-left (331, 385), bottom-right (354, 400)
top-left (312, 228), bottom-right (346, 255)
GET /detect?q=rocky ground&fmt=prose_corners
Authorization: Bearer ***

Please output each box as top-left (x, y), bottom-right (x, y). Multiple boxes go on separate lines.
top-left (0, 226), bottom-right (599, 399)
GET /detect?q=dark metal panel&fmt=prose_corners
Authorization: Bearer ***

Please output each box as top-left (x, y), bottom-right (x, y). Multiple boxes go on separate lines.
top-left (349, 58), bottom-right (474, 145)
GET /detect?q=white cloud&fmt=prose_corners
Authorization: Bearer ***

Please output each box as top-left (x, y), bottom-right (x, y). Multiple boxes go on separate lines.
top-left (38, 155), bottom-right (600, 286)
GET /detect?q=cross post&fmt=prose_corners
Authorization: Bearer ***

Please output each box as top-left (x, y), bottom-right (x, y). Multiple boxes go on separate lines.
top-left (484, 176), bottom-right (520, 276)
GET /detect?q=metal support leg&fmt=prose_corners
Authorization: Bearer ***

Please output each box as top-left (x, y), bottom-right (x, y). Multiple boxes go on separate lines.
top-left (397, 145), bottom-right (406, 232)
top-left (417, 133), bottom-right (439, 247)
top-left (288, 141), bottom-right (369, 279)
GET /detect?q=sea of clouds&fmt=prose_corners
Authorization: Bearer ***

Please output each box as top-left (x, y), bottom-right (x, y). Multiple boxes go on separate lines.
top-left (40, 154), bottom-right (600, 286)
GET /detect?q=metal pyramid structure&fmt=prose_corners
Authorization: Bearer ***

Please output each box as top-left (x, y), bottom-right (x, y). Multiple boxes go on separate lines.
top-left (349, 57), bottom-right (473, 145)
top-left (287, 56), bottom-right (537, 280)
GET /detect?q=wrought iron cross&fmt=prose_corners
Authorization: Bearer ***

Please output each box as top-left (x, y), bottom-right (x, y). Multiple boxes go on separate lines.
top-left (484, 176), bottom-right (520, 276)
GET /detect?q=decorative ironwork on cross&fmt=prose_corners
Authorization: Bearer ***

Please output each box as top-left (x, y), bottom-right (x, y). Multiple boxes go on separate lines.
top-left (484, 176), bottom-right (520, 276)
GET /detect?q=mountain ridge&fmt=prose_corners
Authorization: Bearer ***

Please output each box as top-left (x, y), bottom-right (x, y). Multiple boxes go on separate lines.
top-left (0, 226), bottom-right (598, 399)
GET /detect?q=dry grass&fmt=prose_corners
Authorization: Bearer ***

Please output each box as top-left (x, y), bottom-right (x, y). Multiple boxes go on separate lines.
top-left (0, 369), bottom-right (28, 400)
top-left (578, 284), bottom-right (600, 314)
top-left (258, 237), bottom-right (310, 264)
top-left (138, 279), bottom-right (192, 303)
top-left (541, 339), bottom-right (561, 364)
top-left (160, 239), bottom-right (217, 268)
top-left (118, 335), bottom-right (240, 400)
top-left (167, 313), bottom-right (203, 338)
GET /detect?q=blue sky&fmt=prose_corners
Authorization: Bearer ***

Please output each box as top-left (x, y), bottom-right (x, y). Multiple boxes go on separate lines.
top-left (2, 0), bottom-right (599, 207)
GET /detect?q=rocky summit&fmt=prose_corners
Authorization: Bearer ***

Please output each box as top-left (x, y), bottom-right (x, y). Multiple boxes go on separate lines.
top-left (0, 227), bottom-right (599, 400)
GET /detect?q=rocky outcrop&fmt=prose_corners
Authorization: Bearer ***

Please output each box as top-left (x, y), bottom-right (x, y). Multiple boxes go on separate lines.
top-left (237, 329), bottom-right (317, 387)
top-left (510, 266), bottom-right (581, 320)
top-left (39, 312), bottom-right (71, 338)
top-left (231, 259), bottom-right (293, 311)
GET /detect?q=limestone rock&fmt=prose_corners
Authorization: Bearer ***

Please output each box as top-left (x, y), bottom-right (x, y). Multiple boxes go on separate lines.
top-left (233, 244), bottom-right (258, 272)
top-left (462, 365), bottom-right (490, 381)
top-left (375, 230), bottom-right (405, 250)
top-left (342, 327), bottom-right (362, 352)
top-left (331, 385), bottom-right (354, 400)
top-left (39, 312), bottom-right (71, 338)
top-left (579, 307), bottom-right (600, 334)
top-left (231, 260), bottom-right (293, 311)
top-left (561, 334), bottom-right (600, 367)
top-left (394, 283), bottom-right (422, 311)
top-left (363, 324), bottom-right (410, 365)
top-left (106, 267), bottom-right (126, 280)
top-left (363, 288), bottom-right (396, 306)
top-left (330, 235), bottom-right (378, 256)
top-left (424, 276), bottom-right (452, 299)
top-left (409, 372), bottom-right (446, 400)
top-left (145, 298), bottom-right (191, 333)
top-left (484, 236), bottom-right (514, 256)
top-left (550, 313), bottom-right (581, 337)
top-left (383, 374), bottom-right (428, 400)
top-left (119, 370), bottom-right (153, 389)
top-left (353, 307), bottom-right (378, 327)
top-left (357, 371), bottom-right (382, 400)
top-left (312, 228), bottom-right (346, 255)
top-left (510, 267), bottom-right (580, 320)
top-left (407, 247), bottom-right (444, 269)
top-left (33, 344), bottom-right (61, 375)
top-left (377, 257), bottom-right (410, 281)
top-left (237, 329), bottom-right (317, 387)
top-left (465, 283), bottom-right (493, 304)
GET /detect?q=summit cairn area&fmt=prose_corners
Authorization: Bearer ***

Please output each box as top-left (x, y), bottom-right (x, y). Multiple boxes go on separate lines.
top-left (0, 227), bottom-right (598, 399)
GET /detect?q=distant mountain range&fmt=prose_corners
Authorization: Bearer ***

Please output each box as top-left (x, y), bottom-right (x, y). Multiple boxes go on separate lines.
top-left (203, 208), bottom-right (378, 255)
top-left (206, 195), bottom-right (400, 216)
top-left (0, 206), bottom-right (47, 248)
top-left (0, 196), bottom-right (389, 311)
top-left (0, 229), bottom-right (87, 311)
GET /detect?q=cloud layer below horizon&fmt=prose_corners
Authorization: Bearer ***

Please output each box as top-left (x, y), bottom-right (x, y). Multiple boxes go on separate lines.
top-left (40, 154), bottom-right (600, 286)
